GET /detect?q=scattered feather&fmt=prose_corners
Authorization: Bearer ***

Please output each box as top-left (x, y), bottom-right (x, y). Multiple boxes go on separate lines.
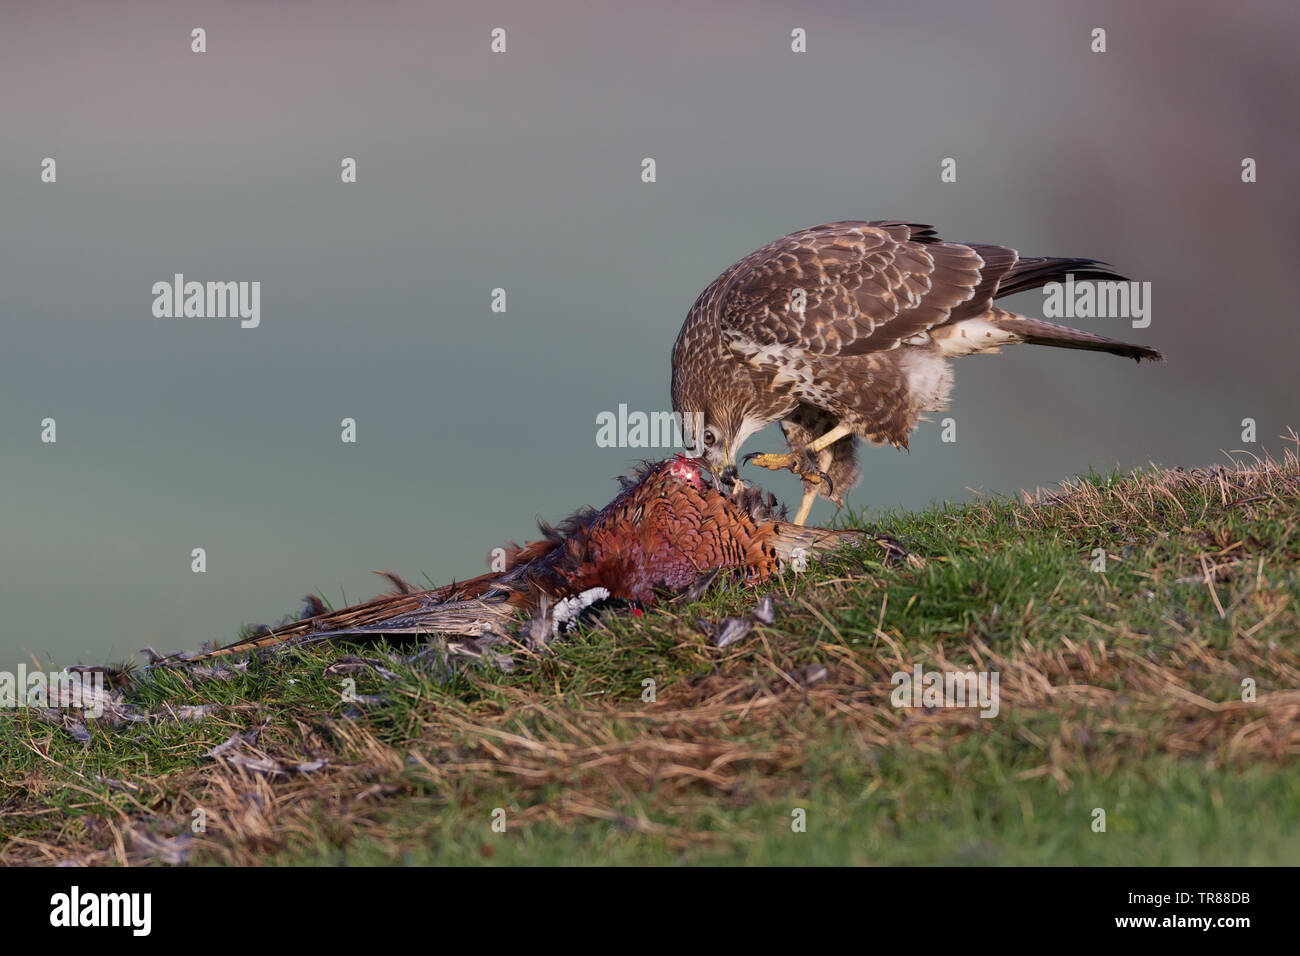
top-left (324, 656), bottom-right (401, 681)
top-left (225, 753), bottom-right (284, 776)
top-left (130, 829), bottom-right (192, 865)
top-left (162, 704), bottom-right (221, 723)
top-left (790, 663), bottom-right (829, 687)
top-left (715, 617), bottom-right (754, 648)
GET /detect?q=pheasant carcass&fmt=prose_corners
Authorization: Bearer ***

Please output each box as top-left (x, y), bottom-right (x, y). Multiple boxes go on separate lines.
top-left (162, 455), bottom-right (862, 664)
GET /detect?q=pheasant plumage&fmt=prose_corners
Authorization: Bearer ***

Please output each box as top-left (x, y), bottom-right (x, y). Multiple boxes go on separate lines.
top-left (506, 455), bottom-right (848, 603)
top-left (160, 456), bottom-right (860, 664)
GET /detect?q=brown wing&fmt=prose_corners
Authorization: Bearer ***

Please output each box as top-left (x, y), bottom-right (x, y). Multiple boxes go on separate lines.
top-left (717, 221), bottom-right (1019, 359)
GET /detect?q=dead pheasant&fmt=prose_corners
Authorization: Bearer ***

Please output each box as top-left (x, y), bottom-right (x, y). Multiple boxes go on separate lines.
top-left (160, 456), bottom-right (861, 664)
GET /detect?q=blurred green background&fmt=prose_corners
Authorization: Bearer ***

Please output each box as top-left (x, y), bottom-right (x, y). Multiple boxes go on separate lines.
top-left (2, 0), bottom-right (1296, 663)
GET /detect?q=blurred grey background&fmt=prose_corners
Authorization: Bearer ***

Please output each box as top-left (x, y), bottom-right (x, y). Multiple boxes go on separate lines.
top-left (2, 0), bottom-right (1297, 663)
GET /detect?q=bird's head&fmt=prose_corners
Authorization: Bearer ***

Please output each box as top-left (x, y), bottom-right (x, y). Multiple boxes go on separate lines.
top-left (667, 453), bottom-right (703, 489)
top-left (677, 404), bottom-right (764, 484)
top-left (678, 405), bottom-right (724, 466)
top-left (671, 340), bottom-right (764, 484)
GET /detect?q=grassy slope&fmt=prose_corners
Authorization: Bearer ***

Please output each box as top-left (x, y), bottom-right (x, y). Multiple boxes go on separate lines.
top-left (3, 447), bottom-right (1299, 866)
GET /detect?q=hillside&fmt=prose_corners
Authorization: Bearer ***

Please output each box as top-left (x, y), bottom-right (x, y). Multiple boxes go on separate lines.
top-left (4, 443), bottom-right (1299, 866)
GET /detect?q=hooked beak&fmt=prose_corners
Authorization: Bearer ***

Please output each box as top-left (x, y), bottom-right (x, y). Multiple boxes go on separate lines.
top-left (718, 442), bottom-right (741, 490)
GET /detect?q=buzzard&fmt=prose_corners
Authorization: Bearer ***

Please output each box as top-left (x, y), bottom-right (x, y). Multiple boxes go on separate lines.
top-left (671, 221), bottom-right (1162, 524)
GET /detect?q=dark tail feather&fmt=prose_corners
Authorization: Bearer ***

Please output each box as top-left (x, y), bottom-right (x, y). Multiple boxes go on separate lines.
top-left (996, 257), bottom-right (1127, 298)
top-left (992, 315), bottom-right (1163, 363)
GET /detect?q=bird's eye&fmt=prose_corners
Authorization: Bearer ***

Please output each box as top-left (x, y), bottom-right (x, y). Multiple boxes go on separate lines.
top-left (702, 429), bottom-right (717, 447)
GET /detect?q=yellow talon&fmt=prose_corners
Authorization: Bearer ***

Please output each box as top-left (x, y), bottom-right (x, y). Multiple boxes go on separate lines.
top-left (742, 450), bottom-right (838, 526)
top-left (745, 452), bottom-right (799, 473)
top-left (743, 452), bottom-right (832, 491)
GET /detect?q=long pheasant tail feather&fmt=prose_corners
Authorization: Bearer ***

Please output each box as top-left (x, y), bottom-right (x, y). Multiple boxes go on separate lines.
top-left (154, 583), bottom-right (477, 666)
top-left (154, 625), bottom-right (303, 666)
top-left (274, 595), bottom-right (518, 645)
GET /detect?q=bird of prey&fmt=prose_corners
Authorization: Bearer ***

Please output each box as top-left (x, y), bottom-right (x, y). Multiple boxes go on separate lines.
top-left (161, 457), bottom-right (858, 663)
top-left (671, 220), bottom-right (1163, 524)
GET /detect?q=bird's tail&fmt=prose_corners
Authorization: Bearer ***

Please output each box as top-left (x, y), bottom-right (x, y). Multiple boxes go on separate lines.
top-left (990, 310), bottom-right (1163, 363)
top-left (152, 572), bottom-right (519, 666)
top-left (994, 256), bottom-right (1128, 298)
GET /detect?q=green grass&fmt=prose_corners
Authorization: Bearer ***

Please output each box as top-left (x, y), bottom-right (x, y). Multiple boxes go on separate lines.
top-left (3, 448), bottom-right (1298, 865)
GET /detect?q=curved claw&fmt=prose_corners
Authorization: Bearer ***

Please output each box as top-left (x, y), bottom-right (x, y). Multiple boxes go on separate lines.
top-left (816, 471), bottom-right (834, 497)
